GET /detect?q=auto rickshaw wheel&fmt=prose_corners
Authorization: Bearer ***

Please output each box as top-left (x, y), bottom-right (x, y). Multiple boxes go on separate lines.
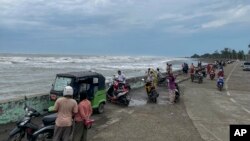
top-left (97, 103), bottom-right (105, 114)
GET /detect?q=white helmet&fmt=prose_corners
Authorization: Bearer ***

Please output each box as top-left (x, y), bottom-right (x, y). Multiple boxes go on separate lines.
top-left (63, 86), bottom-right (73, 96)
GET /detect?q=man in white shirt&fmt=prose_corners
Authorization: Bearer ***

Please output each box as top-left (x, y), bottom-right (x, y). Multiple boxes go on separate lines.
top-left (117, 70), bottom-right (126, 84)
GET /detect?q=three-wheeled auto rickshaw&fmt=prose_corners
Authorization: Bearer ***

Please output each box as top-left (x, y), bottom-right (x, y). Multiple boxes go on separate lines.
top-left (49, 71), bottom-right (106, 114)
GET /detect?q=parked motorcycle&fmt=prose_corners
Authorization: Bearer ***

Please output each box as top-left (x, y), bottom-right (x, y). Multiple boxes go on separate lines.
top-left (7, 105), bottom-right (56, 141)
top-left (217, 77), bottom-right (224, 91)
top-left (107, 80), bottom-right (131, 106)
top-left (191, 72), bottom-right (203, 83)
top-left (202, 69), bottom-right (207, 78)
top-left (144, 81), bottom-right (159, 103)
top-left (210, 70), bottom-right (215, 80)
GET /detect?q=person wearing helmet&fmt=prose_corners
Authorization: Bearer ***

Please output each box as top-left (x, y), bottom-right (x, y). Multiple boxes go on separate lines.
top-left (117, 70), bottom-right (126, 84)
top-left (53, 86), bottom-right (78, 141)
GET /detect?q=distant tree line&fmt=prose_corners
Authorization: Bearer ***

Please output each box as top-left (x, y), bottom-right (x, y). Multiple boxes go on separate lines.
top-left (191, 48), bottom-right (247, 60)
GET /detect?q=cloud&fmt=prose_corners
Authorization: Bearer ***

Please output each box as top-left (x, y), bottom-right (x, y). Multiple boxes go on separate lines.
top-left (0, 0), bottom-right (250, 37)
top-left (201, 5), bottom-right (250, 28)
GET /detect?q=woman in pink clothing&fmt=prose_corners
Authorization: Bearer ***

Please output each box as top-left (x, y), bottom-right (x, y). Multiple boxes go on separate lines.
top-left (73, 92), bottom-right (93, 141)
top-left (167, 73), bottom-right (176, 104)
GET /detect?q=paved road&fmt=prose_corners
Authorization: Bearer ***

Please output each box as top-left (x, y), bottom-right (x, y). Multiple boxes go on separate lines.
top-left (90, 84), bottom-right (202, 141)
top-left (183, 61), bottom-right (250, 141)
top-left (1, 62), bottom-right (249, 141)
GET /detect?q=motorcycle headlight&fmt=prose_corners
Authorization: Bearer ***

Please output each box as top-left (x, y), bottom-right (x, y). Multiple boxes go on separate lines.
top-left (25, 107), bottom-right (29, 112)
top-left (108, 82), bottom-right (112, 87)
top-left (27, 111), bottom-right (33, 116)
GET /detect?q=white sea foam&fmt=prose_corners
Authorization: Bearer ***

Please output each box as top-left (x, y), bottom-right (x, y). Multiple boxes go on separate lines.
top-left (0, 56), bottom-right (172, 65)
top-left (0, 54), bottom-right (196, 99)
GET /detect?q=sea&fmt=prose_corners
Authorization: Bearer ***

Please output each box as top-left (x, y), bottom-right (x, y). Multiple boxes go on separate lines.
top-left (0, 54), bottom-right (198, 100)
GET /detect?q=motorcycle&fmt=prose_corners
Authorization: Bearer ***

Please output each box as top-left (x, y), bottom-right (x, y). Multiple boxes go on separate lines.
top-left (202, 69), bottom-right (207, 78)
top-left (209, 70), bottom-right (215, 80)
top-left (7, 105), bottom-right (56, 141)
top-left (144, 81), bottom-right (159, 103)
top-left (107, 80), bottom-right (131, 106)
top-left (191, 71), bottom-right (203, 84)
top-left (217, 77), bottom-right (224, 91)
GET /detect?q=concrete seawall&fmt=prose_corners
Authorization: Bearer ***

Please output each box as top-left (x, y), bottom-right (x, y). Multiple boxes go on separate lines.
top-left (0, 69), bottom-right (184, 124)
top-left (0, 94), bottom-right (50, 124)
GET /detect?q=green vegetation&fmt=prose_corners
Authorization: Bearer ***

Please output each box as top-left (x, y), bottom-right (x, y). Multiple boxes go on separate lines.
top-left (191, 48), bottom-right (246, 60)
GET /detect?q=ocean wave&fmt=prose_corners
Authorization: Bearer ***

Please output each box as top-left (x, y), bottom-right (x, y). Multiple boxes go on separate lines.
top-left (0, 54), bottom-right (195, 97)
top-left (0, 61), bottom-right (13, 65)
top-left (0, 56), bottom-right (174, 65)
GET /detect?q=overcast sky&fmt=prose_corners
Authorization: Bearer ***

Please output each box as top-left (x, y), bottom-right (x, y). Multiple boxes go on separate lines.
top-left (0, 0), bottom-right (250, 56)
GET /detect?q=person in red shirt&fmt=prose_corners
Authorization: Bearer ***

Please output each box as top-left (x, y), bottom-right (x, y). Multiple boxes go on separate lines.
top-left (190, 63), bottom-right (195, 75)
top-left (73, 92), bottom-right (93, 141)
top-left (207, 64), bottom-right (211, 74)
top-left (217, 69), bottom-right (224, 78)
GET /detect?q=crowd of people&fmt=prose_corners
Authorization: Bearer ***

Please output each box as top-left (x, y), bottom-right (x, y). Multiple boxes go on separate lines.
top-left (52, 60), bottom-right (226, 141)
top-left (144, 60), bottom-right (226, 103)
top-left (143, 63), bottom-right (177, 104)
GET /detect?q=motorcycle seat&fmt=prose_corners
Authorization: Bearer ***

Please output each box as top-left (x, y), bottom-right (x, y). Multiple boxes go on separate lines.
top-left (43, 113), bottom-right (57, 126)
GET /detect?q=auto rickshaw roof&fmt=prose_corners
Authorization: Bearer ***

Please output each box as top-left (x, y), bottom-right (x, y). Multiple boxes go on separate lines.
top-left (56, 71), bottom-right (105, 79)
